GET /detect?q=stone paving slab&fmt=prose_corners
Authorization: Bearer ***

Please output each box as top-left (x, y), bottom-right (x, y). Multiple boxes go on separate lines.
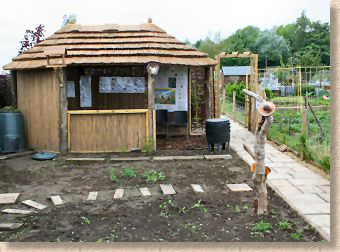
top-left (290, 201), bottom-right (330, 215)
top-left (160, 184), bottom-right (176, 195)
top-left (317, 185), bottom-right (330, 194)
top-left (204, 155), bottom-right (232, 160)
top-left (318, 226), bottom-right (331, 242)
top-left (0, 223), bottom-right (22, 230)
top-left (191, 184), bottom-right (204, 193)
top-left (87, 191), bottom-right (98, 201)
top-left (296, 185), bottom-right (325, 194)
top-left (114, 189), bottom-right (124, 199)
top-left (287, 193), bottom-right (327, 204)
top-left (110, 157), bottom-right (149, 162)
top-left (226, 183), bottom-right (253, 192)
top-left (153, 156), bottom-right (204, 161)
top-left (22, 200), bottom-right (47, 210)
top-left (289, 178), bottom-right (330, 186)
top-left (304, 214), bottom-right (330, 228)
top-left (317, 193), bottom-right (330, 202)
top-left (139, 187), bottom-right (151, 196)
top-left (267, 173), bottom-right (293, 180)
top-left (66, 157), bottom-right (105, 162)
top-left (0, 193), bottom-right (20, 204)
top-left (2, 209), bottom-right (36, 215)
top-left (50, 195), bottom-right (64, 206)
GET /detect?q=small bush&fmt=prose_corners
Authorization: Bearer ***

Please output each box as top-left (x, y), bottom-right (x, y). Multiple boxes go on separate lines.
top-left (122, 167), bottom-right (136, 178)
top-left (142, 170), bottom-right (165, 183)
top-left (109, 169), bottom-right (118, 183)
top-left (293, 85), bottom-right (315, 96)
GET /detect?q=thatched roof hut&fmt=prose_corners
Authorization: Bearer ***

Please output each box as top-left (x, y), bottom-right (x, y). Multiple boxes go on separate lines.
top-left (3, 19), bottom-right (217, 153)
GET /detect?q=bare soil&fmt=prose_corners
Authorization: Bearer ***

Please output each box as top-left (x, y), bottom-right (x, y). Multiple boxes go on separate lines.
top-left (0, 135), bottom-right (323, 242)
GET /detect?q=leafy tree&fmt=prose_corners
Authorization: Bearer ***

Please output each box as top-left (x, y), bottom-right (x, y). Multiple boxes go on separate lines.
top-left (62, 14), bottom-right (77, 27)
top-left (18, 25), bottom-right (45, 55)
top-left (197, 32), bottom-right (224, 58)
top-left (193, 39), bottom-right (202, 49)
top-left (255, 30), bottom-right (290, 68)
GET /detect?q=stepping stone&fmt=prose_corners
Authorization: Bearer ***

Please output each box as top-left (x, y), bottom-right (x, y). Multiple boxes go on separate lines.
top-left (22, 200), bottom-right (47, 210)
top-left (226, 183), bottom-right (253, 192)
top-left (114, 189), bottom-right (124, 199)
top-left (0, 223), bottom-right (22, 230)
top-left (191, 184), bottom-right (205, 193)
top-left (66, 157), bottom-right (105, 162)
top-left (160, 184), bottom-right (176, 195)
top-left (139, 187), bottom-right (151, 196)
top-left (2, 209), bottom-right (35, 215)
top-left (50, 195), bottom-right (64, 206)
top-left (87, 191), bottom-right (98, 201)
top-left (0, 193), bottom-right (20, 204)
top-left (204, 155), bottom-right (232, 160)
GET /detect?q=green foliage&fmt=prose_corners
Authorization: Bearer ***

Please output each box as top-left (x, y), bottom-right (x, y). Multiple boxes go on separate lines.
top-left (142, 136), bottom-right (155, 157)
top-left (192, 199), bottom-right (204, 208)
top-left (264, 87), bottom-right (275, 100)
top-left (109, 169), bottom-right (118, 183)
top-left (81, 216), bottom-right (90, 224)
top-left (122, 167), bottom-right (136, 178)
top-left (225, 81), bottom-right (246, 103)
top-left (251, 220), bottom-right (272, 237)
top-left (191, 80), bottom-right (202, 129)
top-left (0, 106), bottom-right (19, 112)
top-left (235, 205), bottom-right (240, 213)
top-left (142, 170), bottom-right (165, 183)
top-left (291, 230), bottom-right (303, 240)
top-left (293, 85), bottom-right (315, 96)
top-left (159, 200), bottom-right (176, 218)
top-left (277, 220), bottom-right (292, 230)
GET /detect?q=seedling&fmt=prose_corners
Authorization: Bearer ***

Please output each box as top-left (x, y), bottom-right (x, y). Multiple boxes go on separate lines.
top-left (142, 170), bottom-right (165, 183)
top-left (226, 203), bottom-right (233, 209)
top-left (235, 205), bottom-right (240, 213)
top-left (277, 220), bottom-right (292, 230)
top-left (251, 220), bottom-right (272, 237)
top-left (179, 207), bottom-right (188, 214)
top-left (242, 204), bottom-right (249, 210)
top-left (109, 169), bottom-right (118, 183)
top-left (291, 230), bottom-right (303, 240)
top-left (122, 167), bottom-right (136, 178)
top-left (142, 136), bottom-right (155, 156)
top-left (192, 199), bottom-right (204, 208)
top-left (159, 200), bottom-right (176, 218)
top-left (81, 216), bottom-right (90, 224)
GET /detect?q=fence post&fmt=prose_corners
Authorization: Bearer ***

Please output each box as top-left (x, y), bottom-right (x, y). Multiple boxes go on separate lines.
top-left (279, 115), bottom-right (282, 133)
top-left (288, 116), bottom-right (292, 136)
top-left (244, 68), bottom-right (249, 128)
top-left (233, 91), bottom-right (236, 120)
top-left (222, 88), bottom-right (226, 114)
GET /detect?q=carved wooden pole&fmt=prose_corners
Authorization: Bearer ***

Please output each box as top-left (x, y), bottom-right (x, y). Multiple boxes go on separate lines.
top-left (242, 89), bottom-right (275, 215)
top-left (146, 63), bottom-right (160, 142)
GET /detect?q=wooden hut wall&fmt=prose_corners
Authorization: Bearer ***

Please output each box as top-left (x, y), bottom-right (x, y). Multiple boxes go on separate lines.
top-left (66, 66), bottom-right (148, 110)
top-left (17, 69), bottom-right (60, 151)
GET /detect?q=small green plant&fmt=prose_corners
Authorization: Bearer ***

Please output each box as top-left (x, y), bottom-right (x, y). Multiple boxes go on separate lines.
top-left (251, 220), bottom-right (272, 237)
top-left (277, 220), bottom-right (292, 230)
top-left (81, 216), bottom-right (90, 224)
top-left (192, 199), bottom-right (204, 208)
top-left (56, 237), bottom-right (61, 242)
top-left (235, 205), bottom-right (240, 213)
top-left (226, 203), bottom-right (233, 208)
top-left (159, 200), bottom-right (176, 218)
top-left (109, 169), bottom-right (118, 183)
top-left (119, 147), bottom-right (128, 153)
top-left (179, 207), bottom-right (188, 214)
top-left (291, 230), bottom-right (303, 240)
top-left (122, 167), bottom-right (136, 178)
top-left (0, 106), bottom-right (19, 112)
top-left (97, 238), bottom-right (104, 243)
top-left (142, 170), bottom-right (165, 183)
top-left (242, 204), bottom-right (248, 210)
top-left (142, 136), bottom-right (155, 156)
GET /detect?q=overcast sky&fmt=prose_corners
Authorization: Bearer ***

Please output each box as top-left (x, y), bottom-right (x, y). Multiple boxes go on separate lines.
top-left (0, 0), bottom-right (330, 71)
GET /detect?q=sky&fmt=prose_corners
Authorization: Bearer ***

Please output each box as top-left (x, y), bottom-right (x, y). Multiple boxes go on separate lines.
top-left (0, 0), bottom-right (330, 71)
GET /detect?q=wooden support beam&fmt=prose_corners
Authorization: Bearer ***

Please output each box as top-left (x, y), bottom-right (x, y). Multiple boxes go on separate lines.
top-left (188, 67), bottom-right (192, 134)
top-left (58, 68), bottom-right (68, 153)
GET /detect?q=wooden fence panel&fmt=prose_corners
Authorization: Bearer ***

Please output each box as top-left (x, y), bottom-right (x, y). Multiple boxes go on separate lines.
top-left (68, 110), bottom-right (148, 152)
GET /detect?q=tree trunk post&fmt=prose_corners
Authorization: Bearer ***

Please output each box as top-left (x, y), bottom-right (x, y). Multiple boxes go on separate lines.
top-left (232, 91), bottom-right (236, 120)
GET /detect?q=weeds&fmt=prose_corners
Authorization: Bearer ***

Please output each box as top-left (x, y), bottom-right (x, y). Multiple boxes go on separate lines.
top-left (109, 169), bottom-right (118, 183)
top-left (251, 220), bottom-right (272, 238)
top-left (159, 200), bottom-right (176, 218)
top-left (277, 220), bottom-right (292, 231)
top-left (122, 167), bottom-right (136, 178)
top-left (291, 230), bottom-right (303, 240)
top-left (192, 199), bottom-right (204, 208)
top-left (142, 136), bottom-right (155, 157)
top-left (142, 170), bottom-right (165, 183)
top-left (81, 216), bottom-right (91, 225)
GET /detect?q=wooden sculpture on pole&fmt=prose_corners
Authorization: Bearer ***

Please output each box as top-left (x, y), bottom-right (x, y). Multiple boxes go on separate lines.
top-left (242, 89), bottom-right (275, 215)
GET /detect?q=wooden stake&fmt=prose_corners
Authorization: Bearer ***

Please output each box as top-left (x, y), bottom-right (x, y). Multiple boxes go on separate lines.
top-left (222, 88), bottom-right (226, 114)
top-left (232, 91), bottom-right (236, 120)
top-left (279, 115), bottom-right (282, 133)
top-left (308, 101), bottom-right (325, 141)
top-left (288, 116), bottom-right (292, 136)
top-left (245, 68), bottom-right (249, 128)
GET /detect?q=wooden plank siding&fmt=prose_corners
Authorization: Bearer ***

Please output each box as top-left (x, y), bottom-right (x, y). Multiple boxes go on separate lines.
top-left (68, 110), bottom-right (148, 152)
top-left (17, 69), bottom-right (60, 152)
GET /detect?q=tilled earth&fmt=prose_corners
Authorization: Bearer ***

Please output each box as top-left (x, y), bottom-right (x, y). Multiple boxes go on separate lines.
top-left (0, 136), bottom-right (323, 242)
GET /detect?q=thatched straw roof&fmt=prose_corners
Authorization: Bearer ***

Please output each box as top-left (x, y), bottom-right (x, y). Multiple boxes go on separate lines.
top-left (3, 20), bottom-right (216, 70)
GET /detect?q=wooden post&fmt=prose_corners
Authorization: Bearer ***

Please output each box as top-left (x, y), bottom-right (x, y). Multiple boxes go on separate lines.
top-left (298, 66), bottom-right (302, 113)
top-left (210, 66), bottom-right (214, 118)
top-left (146, 63), bottom-right (159, 141)
top-left (205, 67), bottom-right (212, 119)
top-left (305, 91), bottom-right (311, 138)
top-left (301, 108), bottom-right (307, 159)
top-left (10, 70), bottom-right (17, 108)
top-left (308, 101), bottom-right (325, 141)
top-left (279, 115), bottom-right (282, 133)
top-left (245, 68), bottom-right (249, 128)
top-left (222, 88), bottom-right (226, 114)
top-left (232, 91), bottom-right (236, 120)
top-left (58, 68), bottom-right (68, 153)
top-left (153, 109), bottom-right (156, 150)
top-left (188, 67), bottom-right (192, 134)
top-left (288, 116), bottom-right (292, 136)
top-left (215, 55), bottom-right (221, 118)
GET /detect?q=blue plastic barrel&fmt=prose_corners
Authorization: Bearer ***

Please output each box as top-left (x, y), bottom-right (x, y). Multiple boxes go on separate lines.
top-left (0, 111), bottom-right (26, 153)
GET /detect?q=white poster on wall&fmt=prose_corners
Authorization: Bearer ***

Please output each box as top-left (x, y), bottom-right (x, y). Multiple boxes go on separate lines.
top-left (154, 65), bottom-right (188, 112)
top-left (66, 81), bottom-right (75, 98)
top-left (80, 75), bottom-right (91, 107)
top-left (99, 77), bottom-right (145, 93)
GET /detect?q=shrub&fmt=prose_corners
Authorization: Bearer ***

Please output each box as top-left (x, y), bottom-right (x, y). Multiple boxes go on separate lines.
top-left (225, 81), bottom-right (246, 103)
top-left (142, 170), bottom-right (165, 183)
top-left (293, 85), bottom-right (315, 96)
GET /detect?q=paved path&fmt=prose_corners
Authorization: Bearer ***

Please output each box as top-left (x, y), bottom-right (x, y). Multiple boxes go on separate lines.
top-left (227, 117), bottom-right (330, 241)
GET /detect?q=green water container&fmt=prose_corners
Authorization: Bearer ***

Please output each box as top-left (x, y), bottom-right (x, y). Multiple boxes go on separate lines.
top-left (0, 111), bottom-right (26, 153)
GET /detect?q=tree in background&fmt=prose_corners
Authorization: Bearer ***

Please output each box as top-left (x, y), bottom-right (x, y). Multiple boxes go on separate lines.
top-left (62, 14), bottom-right (77, 27)
top-left (18, 24), bottom-right (45, 55)
top-left (255, 30), bottom-right (290, 68)
top-left (197, 32), bottom-right (225, 58)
